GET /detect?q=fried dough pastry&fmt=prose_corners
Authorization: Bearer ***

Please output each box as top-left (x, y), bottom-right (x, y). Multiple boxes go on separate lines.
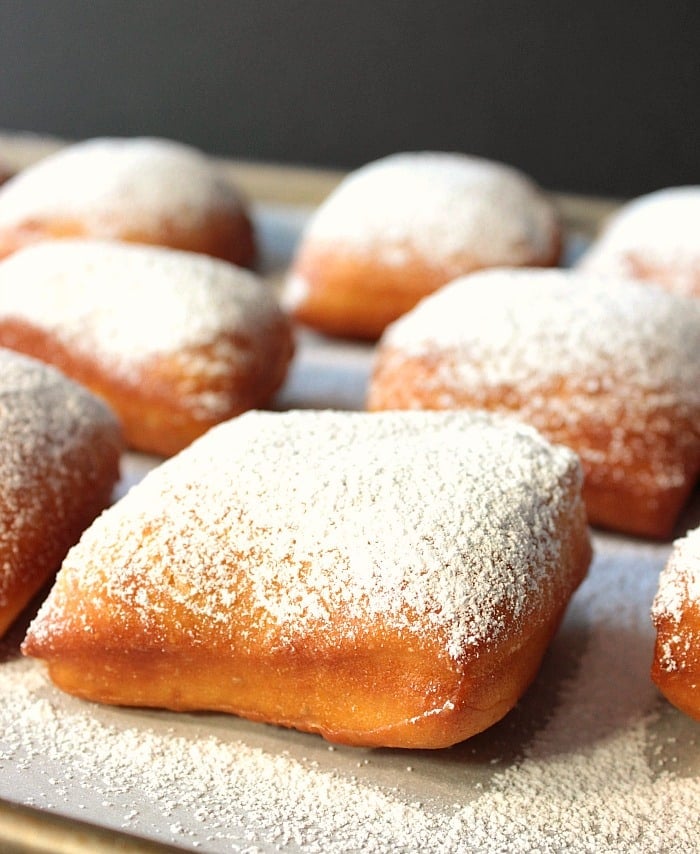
top-left (652, 526), bottom-right (700, 720)
top-left (368, 268), bottom-right (700, 539)
top-left (284, 152), bottom-right (561, 339)
top-left (0, 349), bottom-right (121, 638)
top-left (22, 410), bottom-right (590, 749)
top-left (0, 137), bottom-right (256, 266)
top-left (0, 240), bottom-right (293, 456)
top-left (579, 186), bottom-right (700, 298)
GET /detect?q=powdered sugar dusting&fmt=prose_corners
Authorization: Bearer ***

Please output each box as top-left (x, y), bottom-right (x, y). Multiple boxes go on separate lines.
top-left (2, 534), bottom-right (698, 851)
top-left (0, 239), bottom-right (285, 375)
top-left (652, 527), bottom-right (700, 629)
top-left (375, 269), bottom-right (700, 496)
top-left (0, 349), bottom-right (119, 607)
top-left (298, 152), bottom-right (558, 271)
top-left (0, 137), bottom-right (245, 232)
top-left (381, 268), bottom-right (700, 398)
top-left (27, 410), bottom-right (584, 660)
top-left (579, 187), bottom-right (700, 296)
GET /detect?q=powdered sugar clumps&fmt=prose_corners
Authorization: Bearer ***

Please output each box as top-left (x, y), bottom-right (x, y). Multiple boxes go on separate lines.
top-left (0, 239), bottom-right (284, 374)
top-left (298, 152), bottom-right (559, 271)
top-left (579, 186), bottom-right (700, 296)
top-left (380, 268), bottom-right (700, 399)
top-left (0, 137), bottom-right (245, 233)
top-left (27, 410), bottom-right (585, 660)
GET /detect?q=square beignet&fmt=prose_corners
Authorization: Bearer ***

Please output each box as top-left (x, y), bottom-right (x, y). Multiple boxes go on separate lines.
top-left (284, 152), bottom-right (561, 339)
top-left (368, 269), bottom-right (700, 539)
top-left (0, 349), bottom-right (121, 638)
top-left (0, 239), bottom-right (293, 456)
top-left (23, 410), bottom-right (590, 749)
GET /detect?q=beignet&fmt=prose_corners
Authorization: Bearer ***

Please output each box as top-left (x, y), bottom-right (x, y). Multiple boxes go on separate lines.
top-left (652, 526), bottom-right (700, 720)
top-left (368, 268), bottom-right (700, 539)
top-left (0, 240), bottom-right (294, 456)
top-left (22, 410), bottom-right (590, 749)
top-left (0, 349), bottom-right (121, 638)
top-left (579, 186), bottom-right (700, 298)
top-left (285, 152), bottom-right (561, 339)
top-left (0, 137), bottom-right (256, 266)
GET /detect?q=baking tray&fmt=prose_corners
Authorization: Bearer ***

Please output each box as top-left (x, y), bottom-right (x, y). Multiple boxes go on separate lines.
top-left (0, 133), bottom-right (698, 853)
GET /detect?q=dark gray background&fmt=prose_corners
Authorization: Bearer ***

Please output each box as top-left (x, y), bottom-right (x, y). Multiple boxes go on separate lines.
top-left (0, 0), bottom-right (697, 197)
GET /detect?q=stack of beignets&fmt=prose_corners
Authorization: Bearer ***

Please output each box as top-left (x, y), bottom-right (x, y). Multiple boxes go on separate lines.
top-left (23, 410), bottom-right (591, 749)
top-left (368, 268), bottom-right (700, 538)
top-left (0, 349), bottom-right (121, 638)
top-left (652, 526), bottom-right (700, 720)
top-left (579, 186), bottom-right (700, 297)
top-left (0, 240), bottom-right (294, 456)
top-left (0, 137), bottom-right (256, 266)
top-left (285, 152), bottom-right (561, 338)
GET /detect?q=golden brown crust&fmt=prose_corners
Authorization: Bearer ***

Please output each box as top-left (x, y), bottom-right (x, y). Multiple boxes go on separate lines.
top-left (651, 529), bottom-right (700, 720)
top-left (22, 410), bottom-right (590, 749)
top-left (0, 449), bottom-right (118, 638)
top-left (286, 151), bottom-right (563, 339)
top-left (0, 316), bottom-right (294, 457)
top-left (652, 603), bottom-right (700, 721)
top-left (24, 519), bottom-right (588, 749)
top-left (0, 354), bottom-right (122, 637)
top-left (368, 350), bottom-right (699, 539)
top-left (0, 207), bottom-right (256, 268)
top-left (34, 597), bottom-right (579, 748)
top-left (290, 233), bottom-right (561, 341)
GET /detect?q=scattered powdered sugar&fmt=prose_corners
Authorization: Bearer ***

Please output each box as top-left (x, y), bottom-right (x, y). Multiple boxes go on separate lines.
top-left (2, 182), bottom-right (699, 853)
top-left (0, 136), bottom-right (245, 232)
top-left (297, 152), bottom-right (558, 271)
top-left (579, 187), bottom-right (700, 295)
top-left (0, 349), bottom-right (119, 606)
top-left (442, 538), bottom-right (700, 852)
top-left (2, 533), bottom-right (699, 851)
top-left (380, 268), bottom-right (700, 400)
top-left (26, 409), bottom-right (585, 661)
top-left (0, 240), bottom-right (285, 374)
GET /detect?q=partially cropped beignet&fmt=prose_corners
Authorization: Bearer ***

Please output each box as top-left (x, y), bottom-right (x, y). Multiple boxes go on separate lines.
top-left (579, 186), bottom-right (700, 298)
top-left (652, 527), bottom-right (700, 720)
top-left (368, 268), bottom-right (700, 539)
top-left (0, 349), bottom-right (121, 638)
top-left (0, 240), bottom-right (294, 456)
top-left (23, 410), bottom-right (590, 749)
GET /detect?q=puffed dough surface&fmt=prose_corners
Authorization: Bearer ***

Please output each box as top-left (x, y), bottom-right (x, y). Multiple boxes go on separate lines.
top-left (23, 410), bottom-right (590, 749)
top-left (0, 137), bottom-right (256, 267)
top-left (285, 152), bottom-right (561, 339)
top-left (0, 349), bottom-right (121, 638)
top-left (0, 240), bottom-right (293, 456)
top-left (369, 268), bottom-right (700, 538)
